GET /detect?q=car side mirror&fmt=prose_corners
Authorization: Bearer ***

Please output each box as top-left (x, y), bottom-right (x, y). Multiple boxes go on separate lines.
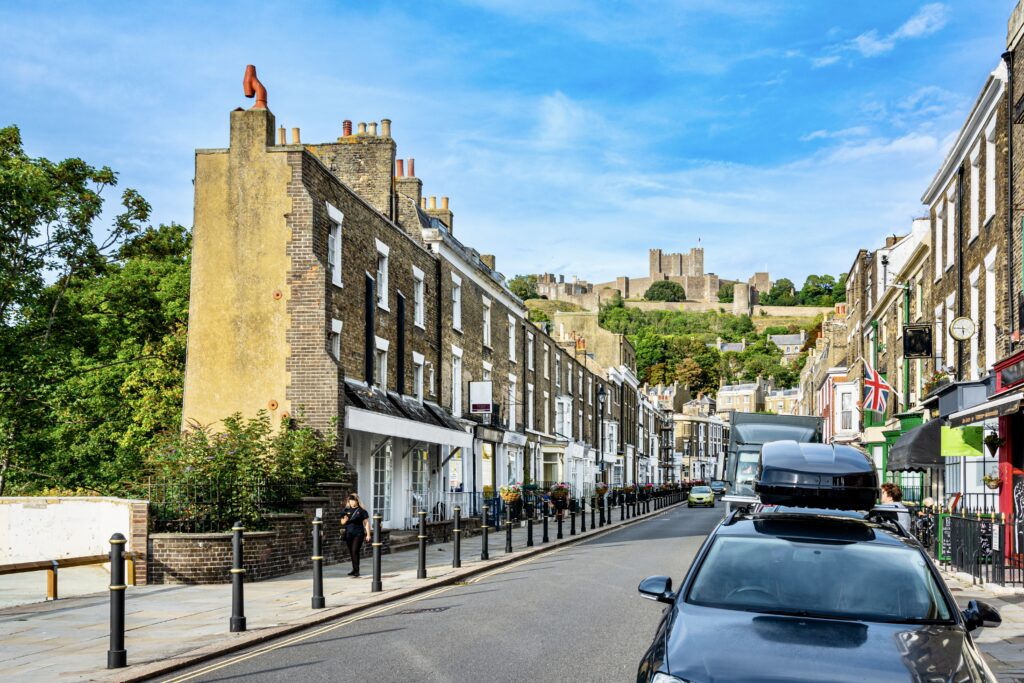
top-left (962, 599), bottom-right (1001, 631)
top-left (638, 575), bottom-right (676, 604)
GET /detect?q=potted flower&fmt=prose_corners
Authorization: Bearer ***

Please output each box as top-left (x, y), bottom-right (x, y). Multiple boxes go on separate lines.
top-left (483, 484), bottom-right (495, 499)
top-left (623, 484), bottom-right (636, 494)
top-left (500, 483), bottom-right (522, 503)
top-left (549, 482), bottom-right (571, 511)
top-left (595, 481), bottom-right (609, 497)
top-left (984, 433), bottom-right (1005, 456)
top-left (983, 473), bottom-right (1003, 490)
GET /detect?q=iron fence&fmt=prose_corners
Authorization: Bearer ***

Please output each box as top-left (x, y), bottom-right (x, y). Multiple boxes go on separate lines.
top-left (144, 477), bottom-right (319, 533)
top-left (936, 513), bottom-right (1023, 588)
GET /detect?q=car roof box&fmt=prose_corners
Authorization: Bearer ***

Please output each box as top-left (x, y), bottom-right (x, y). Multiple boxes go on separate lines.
top-left (754, 441), bottom-right (877, 510)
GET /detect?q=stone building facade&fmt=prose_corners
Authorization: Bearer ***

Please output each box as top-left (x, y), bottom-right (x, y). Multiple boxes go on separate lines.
top-left (182, 97), bottom-right (676, 533)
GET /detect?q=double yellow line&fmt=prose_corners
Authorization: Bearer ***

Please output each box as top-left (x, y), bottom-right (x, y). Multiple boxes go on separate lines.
top-left (162, 550), bottom-right (562, 681)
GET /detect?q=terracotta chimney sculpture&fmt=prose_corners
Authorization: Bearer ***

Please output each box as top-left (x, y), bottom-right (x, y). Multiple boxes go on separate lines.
top-left (243, 65), bottom-right (267, 110)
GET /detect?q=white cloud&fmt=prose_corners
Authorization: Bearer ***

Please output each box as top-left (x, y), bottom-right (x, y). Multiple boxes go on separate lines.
top-left (848, 3), bottom-right (950, 58)
top-left (811, 55), bottom-right (840, 68)
top-left (800, 126), bottom-right (870, 142)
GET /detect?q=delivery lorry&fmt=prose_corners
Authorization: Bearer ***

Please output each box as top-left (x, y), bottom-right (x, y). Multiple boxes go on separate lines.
top-left (721, 411), bottom-right (823, 513)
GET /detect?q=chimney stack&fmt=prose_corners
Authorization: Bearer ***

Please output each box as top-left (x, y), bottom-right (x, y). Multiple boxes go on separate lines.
top-left (342, 120), bottom-right (352, 137)
top-left (369, 121), bottom-right (378, 136)
top-left (425, 194), bottom-right (454, 232)
top-left (396, 159), bottom-right (405, 177)
top-left (357, 122), bottom-right (367, 135)
top-left (381, 118), bottom-right (391, 138)
top-left (291, 127), bottom-right (301, 144)
top-left (481, 254), bottom-right (496, 270)
top-left (277, 126), bottom-right (286, 145)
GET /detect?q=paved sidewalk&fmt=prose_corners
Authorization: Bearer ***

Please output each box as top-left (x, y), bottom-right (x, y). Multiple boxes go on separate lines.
top-left (0, 503), bottom-right (668, 682)
top-left (941, 571), bottom-right (1024, 682)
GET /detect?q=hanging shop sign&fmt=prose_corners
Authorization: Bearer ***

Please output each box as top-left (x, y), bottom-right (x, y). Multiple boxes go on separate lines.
top-left (903, 324), bottom-right (933, 360)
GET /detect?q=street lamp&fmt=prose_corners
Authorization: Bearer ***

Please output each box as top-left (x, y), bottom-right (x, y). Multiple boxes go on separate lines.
top-left (597, 384), bottom-right (606, 485)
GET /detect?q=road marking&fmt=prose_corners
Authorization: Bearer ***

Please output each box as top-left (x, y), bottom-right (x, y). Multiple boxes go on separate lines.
top-left (162, 547), bottom-right (569, 682)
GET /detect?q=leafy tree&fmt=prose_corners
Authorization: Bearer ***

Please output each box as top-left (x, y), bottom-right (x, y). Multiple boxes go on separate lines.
top-left (760, 278), bottom-right (798, 306)
top-left (799, 274), bottom-right (837, 306)
top-left (644, 280), bottom-right (686, 302)
top-left (834, 272), bottom-right (849, 303)
top-left (508, 274), bottom-right (539, 300)
top-left (632, 330), bottom-right (668, 381)
top-left (0, 126), bottom-right (150, 494)
top-left (717, 282), bottom-right (734, 303)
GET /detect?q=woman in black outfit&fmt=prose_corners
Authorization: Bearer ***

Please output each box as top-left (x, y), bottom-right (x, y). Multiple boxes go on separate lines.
top-left (340, 494), bottom-right (371, 577)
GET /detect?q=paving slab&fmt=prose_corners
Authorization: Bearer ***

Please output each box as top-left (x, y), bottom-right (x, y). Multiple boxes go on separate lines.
top-left (942, 570), bottom-right (1024, 682)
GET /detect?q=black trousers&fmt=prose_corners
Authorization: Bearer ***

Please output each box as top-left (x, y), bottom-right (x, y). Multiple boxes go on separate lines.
top-left (346, 533), bottom-right (364, 573)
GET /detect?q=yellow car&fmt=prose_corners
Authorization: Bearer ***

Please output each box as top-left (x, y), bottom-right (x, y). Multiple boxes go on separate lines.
top-left (688, 485), bottom-right (715, 508)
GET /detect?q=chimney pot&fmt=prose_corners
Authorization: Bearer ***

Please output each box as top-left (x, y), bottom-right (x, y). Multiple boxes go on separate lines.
top-left (429, 196), bottom-right (437, 209)
top-left (441, 196), bottom-right (449, 210)
top-left (381, 118), bottom-right (391, 138)
top-left (408, 158), bottom-right (415, 177)
top-left (357, 122), bottom-right (367, 135)
top-left (291, 127), bottom-right (300, 144)
top-left (396, 159), bottom-right (405, 177)
top-left (342, 120), bottom-right (352, 137)
top-left (421, 197), bottom-right (427, 209)
top-left (369, 122), bottom-right (378, 136)
top-left (277, 126), bottom-right (286, 145)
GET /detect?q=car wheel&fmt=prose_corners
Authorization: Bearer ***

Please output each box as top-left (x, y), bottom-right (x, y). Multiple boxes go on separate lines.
top-left (688, 503), bottom-right (693, 508)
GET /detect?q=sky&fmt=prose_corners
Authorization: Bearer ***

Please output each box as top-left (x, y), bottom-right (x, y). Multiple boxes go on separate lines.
top-left (0, 0), bottom-right (1018, 286)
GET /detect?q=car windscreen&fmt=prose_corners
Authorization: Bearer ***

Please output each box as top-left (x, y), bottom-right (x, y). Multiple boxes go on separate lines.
top-left (733, 451), bottom-right (759, 497)
top-left (691, 486), bottom-right (711, 494)
top-left (687, 535), bottom-right (952, 624)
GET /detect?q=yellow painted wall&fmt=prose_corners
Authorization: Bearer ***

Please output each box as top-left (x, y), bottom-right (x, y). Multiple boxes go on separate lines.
top-left (181, 109), bottom-right (293, 430)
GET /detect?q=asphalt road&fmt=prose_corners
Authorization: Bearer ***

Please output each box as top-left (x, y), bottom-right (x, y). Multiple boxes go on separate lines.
top-left (161, 503), bottom-right (723, 683)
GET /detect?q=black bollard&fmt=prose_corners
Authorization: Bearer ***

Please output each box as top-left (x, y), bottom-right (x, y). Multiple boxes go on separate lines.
top-left (590, 496), bottom-right (596, 529)
top-left (371, 514), bottom-right (383, 592)
top-left (599, 497), bottom-right (605, 526)
top-left (230, 521), bottom-right (246, 633)
top-left (557, 511), bottom-right (564, 539)
top-left (481, 505), bottom-right (490, 560)
top-left (570, 509), bottom-right (576, 536)
top-left (453, 506), bottom-right (462, 568)
top-left (526, 503), bottom-right (534, 547)
top-left (505, 516), bottom-right (513, 553)
top-left (107, 533), bottom-right (127, 669)
top-left (620, 499), bottom-right (625, 522)
top-left (417, 511), bottom-right (428, 579)
top-left (542, 508), bottom-right (550, 543)
top-left (311, 516), bottom-right (325, 609)
top-left (580, 498), bottom-right (586, 532)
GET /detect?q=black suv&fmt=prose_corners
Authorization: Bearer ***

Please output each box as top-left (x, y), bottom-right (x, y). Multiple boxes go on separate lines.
top-left (636, 508), bottom-right (1001, 682)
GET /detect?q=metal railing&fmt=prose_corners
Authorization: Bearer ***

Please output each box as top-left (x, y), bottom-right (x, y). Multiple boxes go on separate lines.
top-left (407, 490), bottom-right (483, 524)
top-left (914, 510), bottom-right (1024, 588)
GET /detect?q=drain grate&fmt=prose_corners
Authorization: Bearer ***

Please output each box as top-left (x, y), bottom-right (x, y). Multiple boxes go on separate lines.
top-left (395, 606), bottom-right (452, 615)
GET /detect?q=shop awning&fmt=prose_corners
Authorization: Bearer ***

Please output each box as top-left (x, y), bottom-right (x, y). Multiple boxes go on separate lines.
top-left (947, 392), bottom-right (1023, 427)
top-left (344, 380), bottom-right (473, 449)
top-left (887, 420), bottom-right (941, 472)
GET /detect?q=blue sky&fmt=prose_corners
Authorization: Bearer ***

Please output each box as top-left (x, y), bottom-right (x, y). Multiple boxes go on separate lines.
top-left (0, 1), bottom-right (1017, 286)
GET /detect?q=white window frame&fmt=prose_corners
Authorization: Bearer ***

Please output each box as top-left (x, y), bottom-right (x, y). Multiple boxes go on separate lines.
top-left (374, 336), bottom-right (389, 389)
top-left (413, 351), bottom-right (425, 402)
top-left (945, 190), bottom-right (955, 272)
top-left (544, 345), bottom-right (550, 379)
top-left (482, 360), bottom-right (492, 381)
top-left (451, 273), bottom-right (462, 332)
top-left (375, 239), bottom-right (390, 311)
top-left (555, 355), bottom-right (561, 388)
top-left (970, 268), bottom-right (980, 381)
top-left (482, 297), bottom-right (492, 348)
top-left (527, 332), bottom-right (534, 370)
top-left (543, 390), bottom-right (550, 434)
top-left (508, 374), bottom-right (517, 430)
top-left (934, 303), bottom-right (944, 363)
top-left (327, 202), bottom-right (344, 288)
top-left (451, 345), bottom-right (463, 415)
top-left (412, 266), bottom-right (425, 329)
top-left (587, 376), bottom-right (593, 406)
top-left (329, 318), bottom-right (342, 360)
top-left (934, 202), bottom-right (944, 282)
top-left (945, 294), bottom-right (955, 370)
top-left (508, 314), bottom-right (516, 362)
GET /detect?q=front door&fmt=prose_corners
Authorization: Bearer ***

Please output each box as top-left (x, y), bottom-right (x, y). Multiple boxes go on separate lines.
top-left (373, 441), bottom-right (393, 527)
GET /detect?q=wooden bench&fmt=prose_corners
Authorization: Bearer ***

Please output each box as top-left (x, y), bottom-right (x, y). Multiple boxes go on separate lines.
top-left (0, 553), bottom-right (136, 600)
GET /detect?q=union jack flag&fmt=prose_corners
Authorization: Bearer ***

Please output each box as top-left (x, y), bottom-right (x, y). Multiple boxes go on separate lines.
top-left (863, 361), bottom-right (893, 414)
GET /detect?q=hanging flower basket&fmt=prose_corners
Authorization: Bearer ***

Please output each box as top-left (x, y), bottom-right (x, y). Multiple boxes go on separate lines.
top-left (522, 483), bottom-right (540, 492)
top-left (984, 433), bottom-right (1005, 456)
top-left (595, 483), bottom-right (609, 497)
top-left (500, 484), bottom-right (522, 503)
top-left (983, 475), bottom-right (1002, 490)
top-left (623, 484), bottom-right (636, 494)
top-left (549, 482), bottom-right (571, 499)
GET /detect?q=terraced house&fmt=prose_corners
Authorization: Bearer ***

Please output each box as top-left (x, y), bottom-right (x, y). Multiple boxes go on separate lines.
top-left (181, 95), bottom-right (672, 531)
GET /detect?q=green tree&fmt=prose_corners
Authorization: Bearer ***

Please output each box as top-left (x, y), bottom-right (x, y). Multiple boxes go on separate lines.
top-left (632, 330), bottom-right (668, 382)
top-left (0, 125), bottom-right (150, 494)
top-left (508, 274), bottom-right (539, 300)
top-left (644, 280), bottom-right (686, 302)
top-left (717, 282), bottom-right (734, 303)
top-left (760, 278), bottom-right (798, 306)
top-left (799, 274), bottom-right (837, 306)
top-left (834, 272), bottom-right (849, 303)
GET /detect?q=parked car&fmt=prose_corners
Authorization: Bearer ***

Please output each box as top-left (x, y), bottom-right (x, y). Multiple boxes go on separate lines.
top-left (709, 480), bottom-right (727, 496)
top-left (636, 441), bottom-right (1001, 682)
top-left (687, 486), bottom-right (715, 508)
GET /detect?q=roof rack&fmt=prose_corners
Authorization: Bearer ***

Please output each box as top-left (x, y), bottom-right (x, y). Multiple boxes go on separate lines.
top-left (724, 504), bottom-right (913, 539)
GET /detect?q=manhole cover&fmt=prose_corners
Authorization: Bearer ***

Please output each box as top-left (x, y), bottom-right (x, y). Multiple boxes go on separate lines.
top-left (396, 606), bottom-right (451, 615)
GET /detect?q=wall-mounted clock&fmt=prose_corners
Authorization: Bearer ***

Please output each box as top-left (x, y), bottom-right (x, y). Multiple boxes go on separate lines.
top-left (949, 316), bottom-right (976, 342)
